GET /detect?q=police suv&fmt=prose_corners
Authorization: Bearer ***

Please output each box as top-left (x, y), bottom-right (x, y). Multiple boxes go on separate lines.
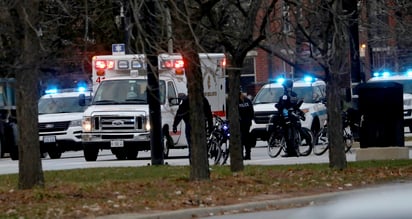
top-left (250, 77), bottom-right (328, 144)
top-left (38, 87), bottom-right (91, 159)
top-left (367, 72), bottom-right (412, 132)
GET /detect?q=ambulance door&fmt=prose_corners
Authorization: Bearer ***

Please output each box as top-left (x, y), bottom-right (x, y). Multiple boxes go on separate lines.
top-left (162, 80), bottom-right (185, 145)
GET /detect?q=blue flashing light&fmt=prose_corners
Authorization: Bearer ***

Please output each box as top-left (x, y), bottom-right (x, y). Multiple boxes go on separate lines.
top-left (78, 87), bottom-right (86, 92)
top-left (372, 72), bottom-right (380, 77)
top-left (45, 88), bottom-right (58, 94)
top-left (382, 71), bottom-right (390, 77)
top-left (406, 70), bottom-right (412, 77)
top-left (276, 78), bottom-right (285, 84)
top-left (303, 75), bottom-right (315, 82)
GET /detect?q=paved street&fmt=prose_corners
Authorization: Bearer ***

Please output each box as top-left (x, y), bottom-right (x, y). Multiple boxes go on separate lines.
top-left (1, 140), bottom-right (411, 175)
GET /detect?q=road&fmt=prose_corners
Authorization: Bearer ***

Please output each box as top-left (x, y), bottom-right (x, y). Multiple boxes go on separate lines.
top-left (0, 141), bottom-right (411, 175)
top-left (0, 141), bottom-right (354, 175)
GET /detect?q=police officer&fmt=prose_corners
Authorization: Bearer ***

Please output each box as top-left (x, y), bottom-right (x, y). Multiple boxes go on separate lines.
top-left (172, 94), bottom-right (213, 161)
top-left (276, 79), bottom-right (299, 157)
top-left (239, 92), bottom-right (254, 160)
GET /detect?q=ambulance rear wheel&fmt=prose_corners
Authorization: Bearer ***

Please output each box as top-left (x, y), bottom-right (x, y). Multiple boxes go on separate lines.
top-left (162, 135), bottom-right (172, 159)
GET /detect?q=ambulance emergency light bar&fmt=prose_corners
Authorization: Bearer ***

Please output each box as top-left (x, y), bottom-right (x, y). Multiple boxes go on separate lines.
top-left (93, 55), bottom-right (146, 71)
top-left (158, 53), bottom-right (185, 75)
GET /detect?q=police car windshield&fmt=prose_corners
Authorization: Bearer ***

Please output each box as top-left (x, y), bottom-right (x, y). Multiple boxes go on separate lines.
top-left (38, 96), bottom-right (90, 114)
top-left (92, 79), bottom-right (166, 105)
top-left (253, 86), bottom-right (318, 104)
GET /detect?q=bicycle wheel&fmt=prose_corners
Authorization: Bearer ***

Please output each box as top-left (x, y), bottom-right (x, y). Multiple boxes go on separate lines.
top-left (313, 127), bottom-right (329, 155)
top-left (267, 132), bottom-right (285, 158)
top-left (218, 139), bottom-right (229, 165)
top-left (298, 127), bottom-right (313, 156)
top-left (343, 126), bottom-right (353, 153)
top-left (208, 133), bottom-right (223, 165)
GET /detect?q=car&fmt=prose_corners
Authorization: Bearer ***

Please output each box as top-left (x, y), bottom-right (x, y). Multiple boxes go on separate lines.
top-left (38, 88), bottom-right (91, 159)
top-left (367, 73), bottom-right (412, 132)
top-left (250, 76), bottom-right (328, 144)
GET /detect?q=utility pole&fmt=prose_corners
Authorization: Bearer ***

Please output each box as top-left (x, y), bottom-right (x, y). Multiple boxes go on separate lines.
top-left (144, 0), bottom-right (163, 165)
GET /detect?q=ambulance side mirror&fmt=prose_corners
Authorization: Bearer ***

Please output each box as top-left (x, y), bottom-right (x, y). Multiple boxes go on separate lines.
top-left (169, 97), bottom-right (180, 106)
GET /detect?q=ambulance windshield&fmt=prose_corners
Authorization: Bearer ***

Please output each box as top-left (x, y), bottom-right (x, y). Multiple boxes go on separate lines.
top-left (92, 79), bottom-right (166, 105)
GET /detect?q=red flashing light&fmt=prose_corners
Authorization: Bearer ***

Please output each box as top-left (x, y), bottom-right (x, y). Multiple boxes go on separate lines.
top-left (95, 60), bottom-right (115, 70)
top-left (174, 60), bottom-right (184, 68)
top-left (221, 58), bottom-right (226, 67)
top-left (107, 60), bottom-right (115, 69)
top-left (95, 60), bottom-right (107, 69)
top-left (163, 60), bottom-right (173, 68)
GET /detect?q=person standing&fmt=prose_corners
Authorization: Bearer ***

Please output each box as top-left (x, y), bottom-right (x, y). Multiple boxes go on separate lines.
top-left (172, 94), bottom-right (213, 161)
top-left (239, 92), bottom-right (254, 160)
top-left (276, 79), bottom-right (299, 157)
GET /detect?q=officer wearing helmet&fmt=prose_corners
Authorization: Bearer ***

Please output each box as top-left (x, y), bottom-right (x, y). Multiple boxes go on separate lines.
top-left (278, 79), bottom-right (298, 112)
top-left (276, 79), bottom-right (299, 157)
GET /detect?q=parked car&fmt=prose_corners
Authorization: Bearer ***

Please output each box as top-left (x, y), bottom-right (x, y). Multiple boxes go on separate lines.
top-left (250, 76), bottom-right (327, 145)
top-left (38, 87), bottom-right (91, 159)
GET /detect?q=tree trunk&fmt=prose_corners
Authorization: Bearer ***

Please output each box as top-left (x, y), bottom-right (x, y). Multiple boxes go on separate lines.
top-left (184, 49), bottom-right (210, 181)
top-left (327, 74), bottom-right (347, 169)
top-left (15, 0), bottom-right (45, 189)
top-left (227, 59), bottom-right (244, 172)
top-left (327, 0), bottom-right (348, 170)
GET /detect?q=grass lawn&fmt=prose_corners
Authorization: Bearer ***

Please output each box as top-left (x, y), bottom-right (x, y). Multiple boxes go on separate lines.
top-left (0, 160), bottom-right (412, 218)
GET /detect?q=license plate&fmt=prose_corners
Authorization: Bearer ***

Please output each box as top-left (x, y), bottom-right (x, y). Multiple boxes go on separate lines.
top-left (111, 140), bottom-right (124, 147)
top-left (43, 136), bottom-right (56, 143)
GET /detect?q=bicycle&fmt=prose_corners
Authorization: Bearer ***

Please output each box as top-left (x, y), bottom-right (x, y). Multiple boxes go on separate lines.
top-left (207, 115), bottom-right (230, 165)
top-left (267, 100), bottom-right (314, 158)
top-left (313, 111), bottom-right (354, 155)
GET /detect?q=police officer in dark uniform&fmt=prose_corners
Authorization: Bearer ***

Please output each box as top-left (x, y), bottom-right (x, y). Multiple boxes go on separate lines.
top-left (239, 92), bottom-right (254, 160)
top-left (276, 79), bottom-right (299, 157)
top-left (172, 94), bottom-right (213, 161)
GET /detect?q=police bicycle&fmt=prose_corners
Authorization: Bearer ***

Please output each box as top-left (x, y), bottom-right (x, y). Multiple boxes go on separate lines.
top-left (266, 100), bottom-right (314, 158)
top-left (207, 115), bottom-right (230, 165)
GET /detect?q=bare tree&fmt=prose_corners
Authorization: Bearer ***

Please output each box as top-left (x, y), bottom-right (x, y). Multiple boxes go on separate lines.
top-left (279, 0), bottom-right (350, 169)
top-left (10, 0), bottom-right (45, 189)
top-left (198, 0), bottom-right (277, 171)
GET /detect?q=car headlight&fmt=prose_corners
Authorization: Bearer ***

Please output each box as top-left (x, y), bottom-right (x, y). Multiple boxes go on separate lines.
top-left (145, 119), bottom-right (151, 131)
top-left (69, 119), bottom-right (82, 127)
top-left (82, 117), bottom-right (92, 132)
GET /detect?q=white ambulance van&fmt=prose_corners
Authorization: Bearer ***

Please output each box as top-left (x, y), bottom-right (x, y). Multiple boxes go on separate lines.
top-left (81, 53), bottom-right (226, 161)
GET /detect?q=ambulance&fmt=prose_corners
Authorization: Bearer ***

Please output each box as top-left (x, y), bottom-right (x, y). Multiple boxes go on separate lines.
top-left (81, 53), bottom-right (226, 161)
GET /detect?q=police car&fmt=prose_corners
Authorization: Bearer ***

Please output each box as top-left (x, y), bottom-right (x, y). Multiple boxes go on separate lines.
top-left (38, 87), bottom-right (91, 159)
top-left (367, 72), bottom-right (412, 132)
top-left (250, 76), bottom-right (328, 144)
